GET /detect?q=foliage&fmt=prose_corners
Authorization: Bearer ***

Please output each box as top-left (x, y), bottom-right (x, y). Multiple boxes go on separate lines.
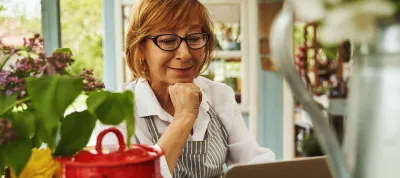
top-left (0, 35), bottom-right (135, 177)
top-left (301, 131), bottom-right (324, 157)
top-left (60, 0), bottom-right (104, 80)
top-left (0, 0), bottom-right (103, 81)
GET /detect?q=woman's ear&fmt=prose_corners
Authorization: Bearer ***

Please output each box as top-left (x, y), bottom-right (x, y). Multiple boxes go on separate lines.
top-left (139, 41), bottom-right (145, 55)
top-left (138, 42), bottom-right (149, 63)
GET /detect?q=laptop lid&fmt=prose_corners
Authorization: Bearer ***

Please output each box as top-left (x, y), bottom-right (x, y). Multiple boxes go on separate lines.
top-left (224, 156), bottom-right (333, 178)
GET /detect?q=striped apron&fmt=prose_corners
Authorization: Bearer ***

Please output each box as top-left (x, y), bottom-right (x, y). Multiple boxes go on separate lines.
top-left (144, 104), bottom-right (229, 178)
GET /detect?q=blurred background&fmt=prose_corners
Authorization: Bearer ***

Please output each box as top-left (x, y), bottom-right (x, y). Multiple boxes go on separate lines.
top-left (0, 0), bottom-right (350, 161)
top-left (0, 0), bottom-right (103, 80)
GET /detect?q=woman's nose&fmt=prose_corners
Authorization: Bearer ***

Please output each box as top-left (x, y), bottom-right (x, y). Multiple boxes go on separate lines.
top-left (176, 41), bottom-right (192, 61)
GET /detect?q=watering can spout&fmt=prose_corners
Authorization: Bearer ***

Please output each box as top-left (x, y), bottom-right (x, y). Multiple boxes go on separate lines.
top-left (269, 2), bottom-right (351, 178)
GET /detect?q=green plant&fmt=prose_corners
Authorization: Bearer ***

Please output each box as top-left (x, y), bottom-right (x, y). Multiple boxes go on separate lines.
top-left (301, 131), bottom-right (324, 157)
top-left (0, 35), bottom-right (135, 177)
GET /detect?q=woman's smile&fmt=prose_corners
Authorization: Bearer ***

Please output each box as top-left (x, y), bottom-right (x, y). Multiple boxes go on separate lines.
top-left (168, 65), bottom-right (194, 76)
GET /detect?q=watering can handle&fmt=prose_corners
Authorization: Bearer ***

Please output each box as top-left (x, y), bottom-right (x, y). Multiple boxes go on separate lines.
top-left (269, 2), bottom-right (351, 178)
top-left (96, 127), bottom-right (127, 154)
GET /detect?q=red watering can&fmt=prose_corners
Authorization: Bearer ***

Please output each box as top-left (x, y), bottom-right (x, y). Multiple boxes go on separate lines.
top-left (57, 127), bottom-right (164, 178)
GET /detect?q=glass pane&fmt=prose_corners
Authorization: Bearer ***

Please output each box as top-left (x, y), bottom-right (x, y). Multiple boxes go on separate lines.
top-left (0, 0), bottom-right (41, 46)
top-left (122, 4), bottom-right (133, 50)
top-left (60, 0), bottom-right (104, 80)
top-left (202, 57), bottom-right (241, 103)
top-left (122, 4), bottom-right (134, 82)
top-left (205, 4), bottom-right (241, 51)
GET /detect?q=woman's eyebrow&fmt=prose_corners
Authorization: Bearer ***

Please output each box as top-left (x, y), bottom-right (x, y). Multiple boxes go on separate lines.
top-left (155, 24), bottom-right (203, 35)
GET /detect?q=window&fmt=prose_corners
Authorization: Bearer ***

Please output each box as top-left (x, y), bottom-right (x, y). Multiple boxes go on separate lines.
top-left (122, 0), bottom-right (134, 82)
top-left (0, 0), bottom-right (41, 46)
top-left (60, 0), bottom-right (104, 80)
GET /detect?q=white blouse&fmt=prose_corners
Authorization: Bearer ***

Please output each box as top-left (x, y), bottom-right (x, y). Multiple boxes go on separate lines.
top-left (90, 76), bottom-right (275, 178)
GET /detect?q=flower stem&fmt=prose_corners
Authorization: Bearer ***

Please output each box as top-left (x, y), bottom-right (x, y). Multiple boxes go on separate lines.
top-left (16, 96), bottom-right (31, 105)
top-left (2, 96), bottom-right (31, 113)
top-left (0, 54), bottom-right (12, 70)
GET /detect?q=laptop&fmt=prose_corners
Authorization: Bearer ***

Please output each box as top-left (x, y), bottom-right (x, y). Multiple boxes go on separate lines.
top-left (224, 156), bottom-right (333, 178)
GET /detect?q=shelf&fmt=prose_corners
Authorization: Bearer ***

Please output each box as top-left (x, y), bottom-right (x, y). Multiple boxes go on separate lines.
top-left (214, 50), bottom-right (242, 58)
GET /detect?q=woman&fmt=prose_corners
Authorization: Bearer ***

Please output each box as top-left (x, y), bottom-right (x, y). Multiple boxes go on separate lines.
top-left (99, 0), bottom-right (275, 177)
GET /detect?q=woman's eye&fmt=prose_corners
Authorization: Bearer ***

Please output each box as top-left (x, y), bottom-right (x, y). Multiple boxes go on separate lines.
top-left (188, 37), bottom-right (200, 42)
top-left (160, 38), bottom-right (177, 45)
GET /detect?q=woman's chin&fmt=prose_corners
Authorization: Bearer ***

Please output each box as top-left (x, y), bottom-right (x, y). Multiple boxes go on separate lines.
top-left (170, 77), bottom-right (195, 84)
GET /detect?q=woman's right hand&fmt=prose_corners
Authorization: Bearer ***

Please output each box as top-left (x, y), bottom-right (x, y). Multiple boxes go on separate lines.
top-left (168, 83), bottom-right (202, 119)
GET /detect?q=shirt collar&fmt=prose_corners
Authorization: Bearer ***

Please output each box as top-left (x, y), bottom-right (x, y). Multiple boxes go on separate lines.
top-left (194, 77), bottom-right (210, 112)
top-left (132, 78), bottom-right (210, 122)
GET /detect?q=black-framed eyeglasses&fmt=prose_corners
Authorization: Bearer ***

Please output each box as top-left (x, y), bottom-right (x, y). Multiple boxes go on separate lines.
top-left (148, 33), bottom-right (210, 51)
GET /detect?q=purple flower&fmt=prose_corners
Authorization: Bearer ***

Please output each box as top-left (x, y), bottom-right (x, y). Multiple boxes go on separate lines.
top-left (43, 65), bottom-right (56, 75)
top-left (80, 69), bottom-right (105, 93)
top-left (5, 89), bottom-right (13, 96)
top-left (15, 57), bottom-right (33, 72)
top-left (23, 38), bottom-right (28, 46)
top-left (0, 71), bottom-right (9, 85)
top-left (20, 91), bottom-right (26, 98)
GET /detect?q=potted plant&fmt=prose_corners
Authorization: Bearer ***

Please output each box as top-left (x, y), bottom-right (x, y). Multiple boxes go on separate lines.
top-left (0, 35), bottom-right (162, 178)
top-left (301, 130), bottom-right (324, 157)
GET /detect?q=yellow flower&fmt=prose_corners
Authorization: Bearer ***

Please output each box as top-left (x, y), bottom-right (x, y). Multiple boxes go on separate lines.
top-left (11, 147), bottom-right (61, 178)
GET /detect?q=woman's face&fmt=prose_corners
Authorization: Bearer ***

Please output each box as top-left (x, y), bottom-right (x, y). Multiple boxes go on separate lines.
top-left (141, 18), bottom-right (206, 86)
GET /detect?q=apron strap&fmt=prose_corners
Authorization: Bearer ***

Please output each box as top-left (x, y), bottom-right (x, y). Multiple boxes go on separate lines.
top-left (134, 135), bottom-right (140, 144)
top-left (144, 116), bottom-right (161, 144)
top-left (206, 102), bottom-right (229, 140)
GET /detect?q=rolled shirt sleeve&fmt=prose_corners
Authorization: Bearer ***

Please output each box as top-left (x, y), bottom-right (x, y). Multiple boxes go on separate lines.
top-left (225, 103), bottom-right (276, 166)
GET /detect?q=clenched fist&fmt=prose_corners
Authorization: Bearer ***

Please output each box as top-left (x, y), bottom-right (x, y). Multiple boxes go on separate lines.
top-left (168, 83), bottom-right (202, 119)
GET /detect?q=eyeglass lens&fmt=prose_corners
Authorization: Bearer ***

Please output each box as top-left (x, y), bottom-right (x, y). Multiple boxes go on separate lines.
top-left (156, 33), bottom-right (208, 51)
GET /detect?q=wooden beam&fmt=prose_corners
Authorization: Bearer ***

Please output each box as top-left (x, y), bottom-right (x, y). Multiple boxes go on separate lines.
top-left (258, 0), bottom-right (285, 160)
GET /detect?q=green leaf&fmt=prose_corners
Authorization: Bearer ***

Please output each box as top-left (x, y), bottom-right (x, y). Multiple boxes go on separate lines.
top-left (0, 139), bottom-right (32, 176)
top-left (0, 151), bottom-right (4, 176)
top-left (87, 91), bottom-right (122, 125)
top-left (0, 93), bottom-right (17, 116)
top-left (54, 48), bottom-right (73, 56)
top-left (30, 133), bottom-right (42, 148)
top-left (54, 110), bottom-right (96, 156)
top-left (0, 5), bottom-right (6, 12)
top-left (320, 42), bottom-right (338, 60)
top-left (86, 90), bottom-right (135, 146)
top-left (86, 91), bottom-right (109, 113)
top-left (10, 110), bottom-right (35, 140)
top-left (26, 75), bottom-right (83, 148)
top-left (121, 91), bottom-right (134, 146)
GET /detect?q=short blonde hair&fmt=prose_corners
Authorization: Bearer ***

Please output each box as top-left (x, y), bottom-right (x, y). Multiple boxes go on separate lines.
top-left (125, 0), bottom-right (215, 80)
